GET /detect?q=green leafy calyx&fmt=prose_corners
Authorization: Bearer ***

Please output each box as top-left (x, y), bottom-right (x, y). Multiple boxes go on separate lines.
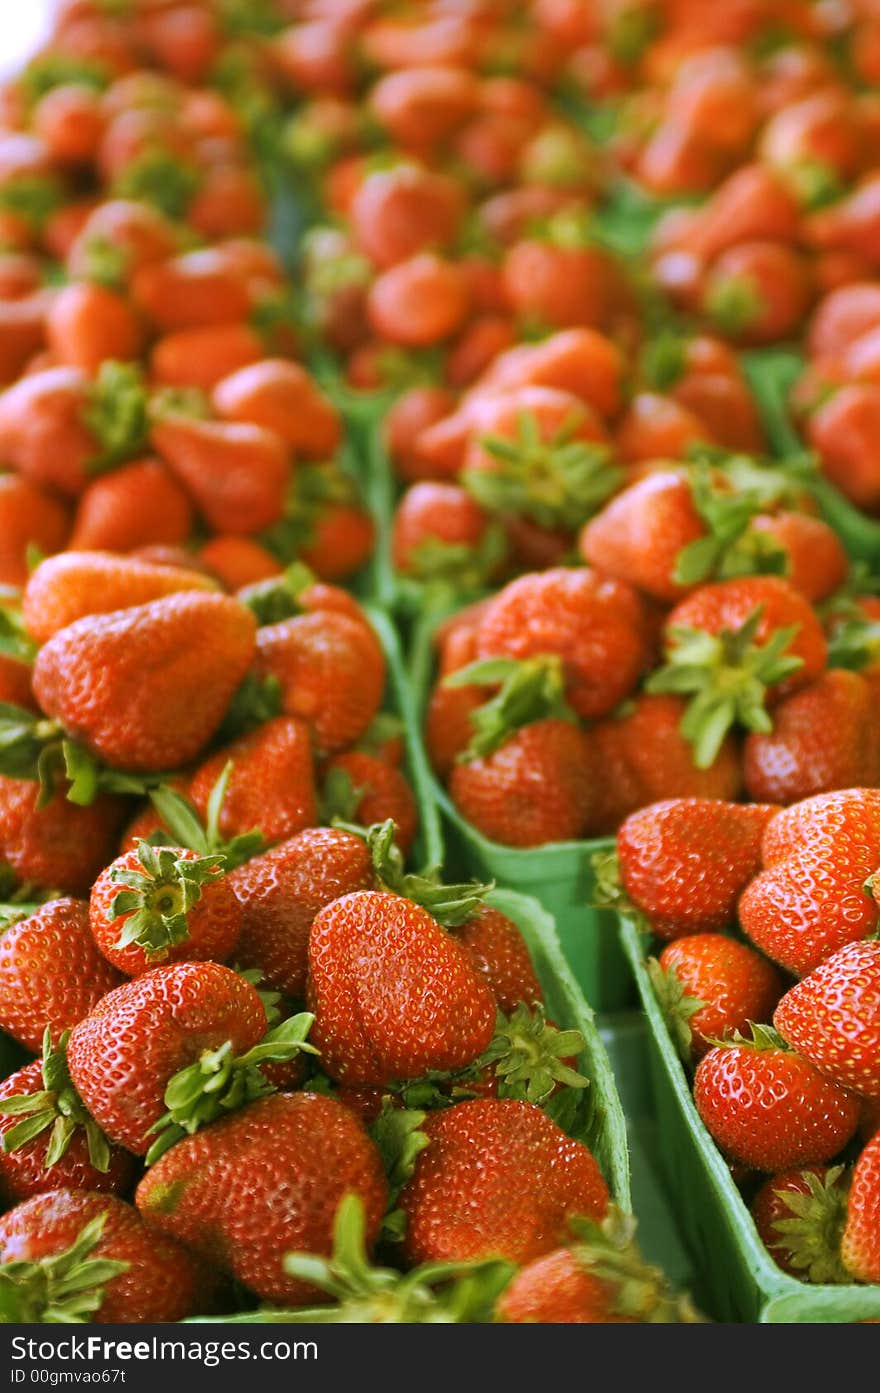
top-left (0, 1213), bottom-right (128, 1324)
top-left (0, 1028), bottom-right (111, 1173)
top-left (366, 819), bottom-right (491, 928)
top-left (106, 841), bottom-right (225, 956)
top-left (446, 654), bottom-right (576, 762)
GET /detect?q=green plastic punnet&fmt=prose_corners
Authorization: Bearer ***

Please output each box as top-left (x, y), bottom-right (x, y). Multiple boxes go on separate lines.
top-left (618, 914), bottom-right (880, 1323)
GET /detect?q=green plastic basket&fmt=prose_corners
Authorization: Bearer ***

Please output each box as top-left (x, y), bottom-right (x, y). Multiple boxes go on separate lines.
top-left (619, 913), bottom-right (880, 1323)
top-left (407, 610), bottom-right (634, 1012)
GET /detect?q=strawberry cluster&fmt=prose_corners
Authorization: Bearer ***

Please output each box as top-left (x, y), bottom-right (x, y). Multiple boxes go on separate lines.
top-left (613, 790), bottom-right (880, 1288)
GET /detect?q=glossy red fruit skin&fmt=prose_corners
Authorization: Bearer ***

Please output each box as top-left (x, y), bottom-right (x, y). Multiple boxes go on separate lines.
top-left (751, 1166), bottom-right (844, 1279)
top-left (498, 1248), bottom-right (628, 1323)
top-left (32, 592), bottom-right (257, 773)
top-left (842, 1131), bottom-right (880, 1282)
top-left (227, 827), bottom-right (373, 999)
top-left (400, 1098), bottom-right (609, 1267)
top-left (455, 906), bottom-right (544, 1014)
top-left (135, 1092), bottom-right (388, 1306)
top-left (67, 962), bottom-right (267, 1155)
top-left (659, 935), bottom-right (785, 1061)
top-left (0, 1189), bottom-right (208, 1323)
top-left (324, 751), bottom-right (419, 856)
top-left (773, 940), bottom-right (880, 1099)
top-left (0, 1061), bottom-right (135, 1205)
top-left (308, 890), bottom-right (496, 1085)
top-left (693, 1045), bottom-right (860, 1171)
top-left (0, 899), bottom-right (124, 1052)
top-left (189, 716), bottom-right (317, 846)
top-left (617, 799), bottom-right (778, 940)
top-left (89, 848), bottom-right (242, 977)
top-left (739, 789), bottom-right (880, 977)
top-left (475, 568), bottom-right (649, 720)
top-left (0, 779), bottom-right (125, 896)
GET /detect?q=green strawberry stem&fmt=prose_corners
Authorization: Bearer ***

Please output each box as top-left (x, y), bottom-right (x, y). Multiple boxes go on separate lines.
top-left (216, 672), bottom-right (283, 742)
top-left (828, 615), bottom-right (880, 672)
top-left (0, 707), bottom-right (158, 808)
top-left (640, 331), bottom-right (687, 391)
top-left (589, 848), bottom-right (651, 934)
top-left (0, 1213), bottom-right (128, 1323)
top-left (0, 175), bottom-right (63, 230)
top-left (0, 602), bottom-right (36, 666)
top-left (239, 561), bottom-right (319, 627)
top-left (462, 410), bottom-right (622, 532)
top-left (0, 1028), bottom-right (111, 1173)
top-left (0, 902), bottom-right (45, 931)
top-left (673, 466), bottom-right (787, 588)
top-left (106, 841), bottom-right (225, 956)
top-left (281, 1194), bottom-right (514, 1323)
top-left (364, 819), bottom-right (492, 927)
top-left (763, 1166), bottom-right (852, 1285)
top-left (82, 361), bottom-right (151, 473)
top-left (564, 1208), bottom-right (705, 1322)
top-left (477, 1004), bottom-right (588, 1106)
top-left (705, 274), bottom-right (765, 337)
top-left (148, 762), bottom-right (265, 870)
top-left (400, 527), bottom-right (507, 591)
top-left (708, 1021), bottom-right (790, 1052)
top-left (646, 605), bottom-right (804, 768)
top-left (445, 654), bottom-right (576, 762)
top-left (320, 765), bottom-right (367, 826)
top-left (646, 959), bottom-right (705, 1068)
top-left (145, 1013), bottom-right (318, 1165)
top-left (112, 149), bottom-right (202, 220)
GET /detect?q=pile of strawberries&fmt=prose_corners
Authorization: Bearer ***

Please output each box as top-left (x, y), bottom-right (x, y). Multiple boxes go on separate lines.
top-left (611, 790), bottom-right (880, 1289)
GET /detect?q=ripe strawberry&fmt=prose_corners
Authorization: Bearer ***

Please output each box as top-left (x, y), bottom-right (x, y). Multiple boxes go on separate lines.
top-left (694, 1027), bottom-right (860, 1171)
top-left (322, 752), bottom-right (418, 857)
top-left (739, 788), bottom-right (880, 976)
top-left (751, 1166), bottom-right (851, 1283)
top-left (188, 716), bottom-right (317, 847)
top-left (454, 906), bottom-right (544, 1014)
top-left (579, 470), bottom-right (705, 604)
top-left (255, 611), bottom-right (384, 756)
top-left (308, 890), bottom-right (496, 1085)
top-left (90, 843), bottom-right (241, 978)
top-left (749, 512), bottom-right (848, 604)
top-left (212, 358), bottom-right (341, 459)
top-left (841, 1131), bottom-right (880, 1282)
top-left (22, 550), bottom-right (214, 644)
top-left (0, 778), bottom-right (125, 897)
top-left (67, 961), bottom-right (268, 1155)
top-left (200, 536), bottom-right (282, 591)
top-left (136, 1092), bottom-right (387, 1306)
top-left (0, 475), bottom-right (69, 588)
top-left (391, 481), bottom-right (504, 589)
top-left (399, 1098), bottom-right (609, 1267)
top-left (150, 322), bottom-right (265, 393)
top-left (32, 591), bottom-right (256, 773)
top-left (652, 934), bottom-right (785, 1063)
top-left (228, 826), bottom-right (373, 1000)
top-left (0, 1189), bottom-right (209, 1322)
top-left (0, 1032), bottom-right (134, 1204)
top-left (615, 799), bottom-right (777, 940)
top-left (474, 568), bottom-right (649, 720)
top-left (0, 900), bottom-right (123, 1054)
top-left (774, 940), bottom-right (880, 1099)
top-left (46, 281), bottom-right (143, 376)
top-left (68, 457), bottom-right (194, 554)
top-left (151, 414), bottom-right (291, 537)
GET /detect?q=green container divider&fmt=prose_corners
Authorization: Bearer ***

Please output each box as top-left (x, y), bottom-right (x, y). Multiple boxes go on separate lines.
top-left (619, 913), bottom-right (880, 1323)
top-left (407, 609), bottom-right (635, 1012)
top-left (191, 887), bottom-right (631, 1323)
top-left (742, 347), bottom-right (880, 566)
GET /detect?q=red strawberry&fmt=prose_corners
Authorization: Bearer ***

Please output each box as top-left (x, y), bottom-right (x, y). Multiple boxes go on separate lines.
top-left (391, 481), bottom-right (503, 588)
top-left (136, 1092), bottom-right (387, 1305)
top-left (751, 1166), bottom-right (850, 1283)
top-left (322, 751), bottom-right (418, 857)
top-left (255, 611), bottom-right (384, 756)
top-left (652, 934), bottom-right (785, 1063)
top-left (842, 1130), bottom-right (880, 1282)
top-left (693, 1027), bottom-right (860, 1171)
top-left (739, 788), bottom-right (880, 976)
top-left (774, 940), bottom-right (880, 1099)
top-left (67, 961), bottom-right (267, 1155)
top-left (579, 469), bottom-right (705, 604)
top-left (151, 414), bottom-right (291, 536)
top-left (0, 1189), bottom-right (208, 1322)
top-left (68, 456), bottom-right (194, 554)
top-left (32, 591), bottom-right (256, 773)
top-left (308, 890), bottom-right (496, 1085)
top-left (615, 799), bottom-right (778, 940)
top-left (455, 906), bottom-right (544, 1015)
top-left (189, 716), bottom-right (317, 846)
top-left (0, 778), bottom-right (125, 896)
top-left (227, 826), bottom-right (373, 999)
top-left (0, 899), bottom-right (123, 1053)
top-left (90, 843), bottom-right (241, 977)
top-left (0, 1032), bottom-right (134, 1204)
top-left (399, 1098), bottom-right (609, 1266)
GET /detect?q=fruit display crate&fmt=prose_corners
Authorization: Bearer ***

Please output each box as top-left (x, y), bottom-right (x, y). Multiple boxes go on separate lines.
top-left (406, 608), bottom-right (634, 1013)
top-left (618, 914), bottom-right (880, 1323)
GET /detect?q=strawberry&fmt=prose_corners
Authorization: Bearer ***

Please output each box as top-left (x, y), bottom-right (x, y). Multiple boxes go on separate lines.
top-left (613, 799), bottom-right (777, 941)
top-left (0, 1189), bottom-right (208, 1322)
top-left (254, 611), bottom-right (384, 756)
top-left (151, 413), bottom-right (291, 537)
top-left (0, 1031), bottom-right (134, 1204)
top-left (391, 482), bottom-right (505, 590)
top-left (66, 961), bottom-right (269, 1155)
top-left (0, 899), bottom-right (123, 1053)
top-left (212, 358), bottom-right (341, 460)
top-left (651, 934), bottom-right (785, 1063)
top-left (474, 568), bottom-right (649, 720)
top-left (322, 751), bottom-right (419, 857)
top-left (66, 198), bottom-right (180, 287)
top-left (739, 788), bottom-right (880, 976)
top-left (188, 716), bottom-right (317, 847)
top-left (89, 843), bottom-right (241, 978)
top-left (647, 576), bottom-right (828, 768)
top-left (308, 889), bottom-right (497, 1085)
top-left (842, 1131), bottom-right (880, 1282)
top-left (0, 475), bottom-right (69, 588)
top-left (0, 778), bottom-right (125, 897)
top-left (454, 906), bottom-right (544, 1015)
top-left (579, 469), bottom-right (706, 604)
top-left (751, 1166), bottom-right (851, 1283)
top-left (693, 1025), bottom-right (860, 1171)
top-left (773, 940), bottom-right (880, 1099)
top-left (748, 512), bottom-right (848, 605)
top-left (32, 591), bottom-right (256, 773)
top-left (22, 550), bottom-right (214, 644)
top-left (399, 1098), bottom-right (609, 1266)
top-left (136, 1092), bottom-right (387, 1306)
top-left (46, 281), bottom-right (143, 376)
top-left (68, 457), bottom-right (194, 554)
top-left (228, 826), bottom-right (373, 1000)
